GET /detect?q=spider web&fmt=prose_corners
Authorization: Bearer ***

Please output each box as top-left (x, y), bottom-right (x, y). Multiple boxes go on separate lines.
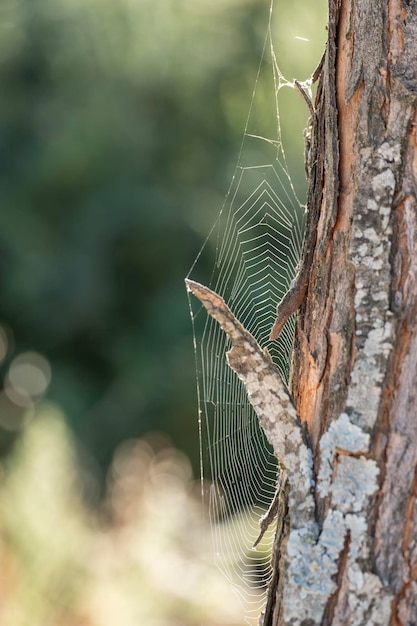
top-left (186, 3), bottom-right (311, 623)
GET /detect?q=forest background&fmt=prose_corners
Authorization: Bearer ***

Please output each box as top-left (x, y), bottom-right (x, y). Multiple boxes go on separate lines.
top-left (0, 0), bottom-right (326, 623)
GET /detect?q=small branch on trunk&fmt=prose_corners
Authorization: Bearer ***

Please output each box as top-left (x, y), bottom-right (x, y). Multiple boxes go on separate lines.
top-left (185, 278), bottom-right (315, 531)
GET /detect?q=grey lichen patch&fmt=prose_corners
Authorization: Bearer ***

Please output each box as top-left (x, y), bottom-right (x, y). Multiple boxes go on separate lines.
top-left (318, 413), bottom-right (370, 496)
top-left (347, 567), bottom-right (393, 626)
top-left (331, 456), bottom-right (379, 513)
top-left (318, 413), bottom-right (379, 532)
top-left (282, 505), bottom-right (385, 624)
top-left (282, 509), bottom-right (379, 624)
top-left (308, 407), bottom-right (383, 624)
top-left (324, 412), bottom-right (369, 451)
top-left (376, 141), bottom-right (401, 167)
top-left (313, 139), bottom-right (402, 626)
top-left (347, 318), bottom-right (393, 431)
top-left (286, 510), bottom-right (343, 592)
top-left (282, 406), bottom-right (382, 622)
top-left (345, 513), bottom-right (367, 559)
top-left (371, 169), bottom-right (396, 201)
top-left (349, 143), bottom-right (399, 431)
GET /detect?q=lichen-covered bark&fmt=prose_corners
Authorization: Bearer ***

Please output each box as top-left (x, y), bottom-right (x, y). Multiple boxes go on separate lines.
top-left (290, 0), bottom-right (417, 624)
top-left (187, 1), bottom-right (417, 623)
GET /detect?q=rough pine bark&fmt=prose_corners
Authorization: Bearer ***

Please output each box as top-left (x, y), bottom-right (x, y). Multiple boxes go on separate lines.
top-left (288, 0), bottom-right (417, 623)
top-left (187, 0), bottom-right (417, 624)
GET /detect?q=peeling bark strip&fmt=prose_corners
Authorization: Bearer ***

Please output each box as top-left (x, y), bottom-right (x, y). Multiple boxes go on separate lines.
top-left (185, 278), bottom-right (315, 531)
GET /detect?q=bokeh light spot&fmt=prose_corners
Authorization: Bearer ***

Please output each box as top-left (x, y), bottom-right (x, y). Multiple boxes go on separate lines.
top-left (5, 352), bottom-right (51, 407)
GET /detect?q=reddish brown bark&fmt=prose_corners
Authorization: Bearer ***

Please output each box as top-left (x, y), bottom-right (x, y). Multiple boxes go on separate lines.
top-left (288, 0), bottom-right (417, 623)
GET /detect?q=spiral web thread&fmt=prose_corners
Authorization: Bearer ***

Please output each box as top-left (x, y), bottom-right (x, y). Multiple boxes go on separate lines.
top-left (186, 2), bottom-right (310, 623)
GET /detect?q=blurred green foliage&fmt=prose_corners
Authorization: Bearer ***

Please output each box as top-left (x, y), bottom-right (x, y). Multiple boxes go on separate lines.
top-left (0, 0), bottom-right (326, 477)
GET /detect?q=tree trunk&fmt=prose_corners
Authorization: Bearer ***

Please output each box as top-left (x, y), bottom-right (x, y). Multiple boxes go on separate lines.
top-left (187, 1), bottom-right (417, 624)
top-left (289, 0), bottom-right (417, 623)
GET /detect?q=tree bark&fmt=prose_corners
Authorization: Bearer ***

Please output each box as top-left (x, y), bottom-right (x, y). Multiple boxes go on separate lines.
top-left (187, 0), bottom-right (417, 624)
top-left (289, 0), bottom-right (417, 623)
